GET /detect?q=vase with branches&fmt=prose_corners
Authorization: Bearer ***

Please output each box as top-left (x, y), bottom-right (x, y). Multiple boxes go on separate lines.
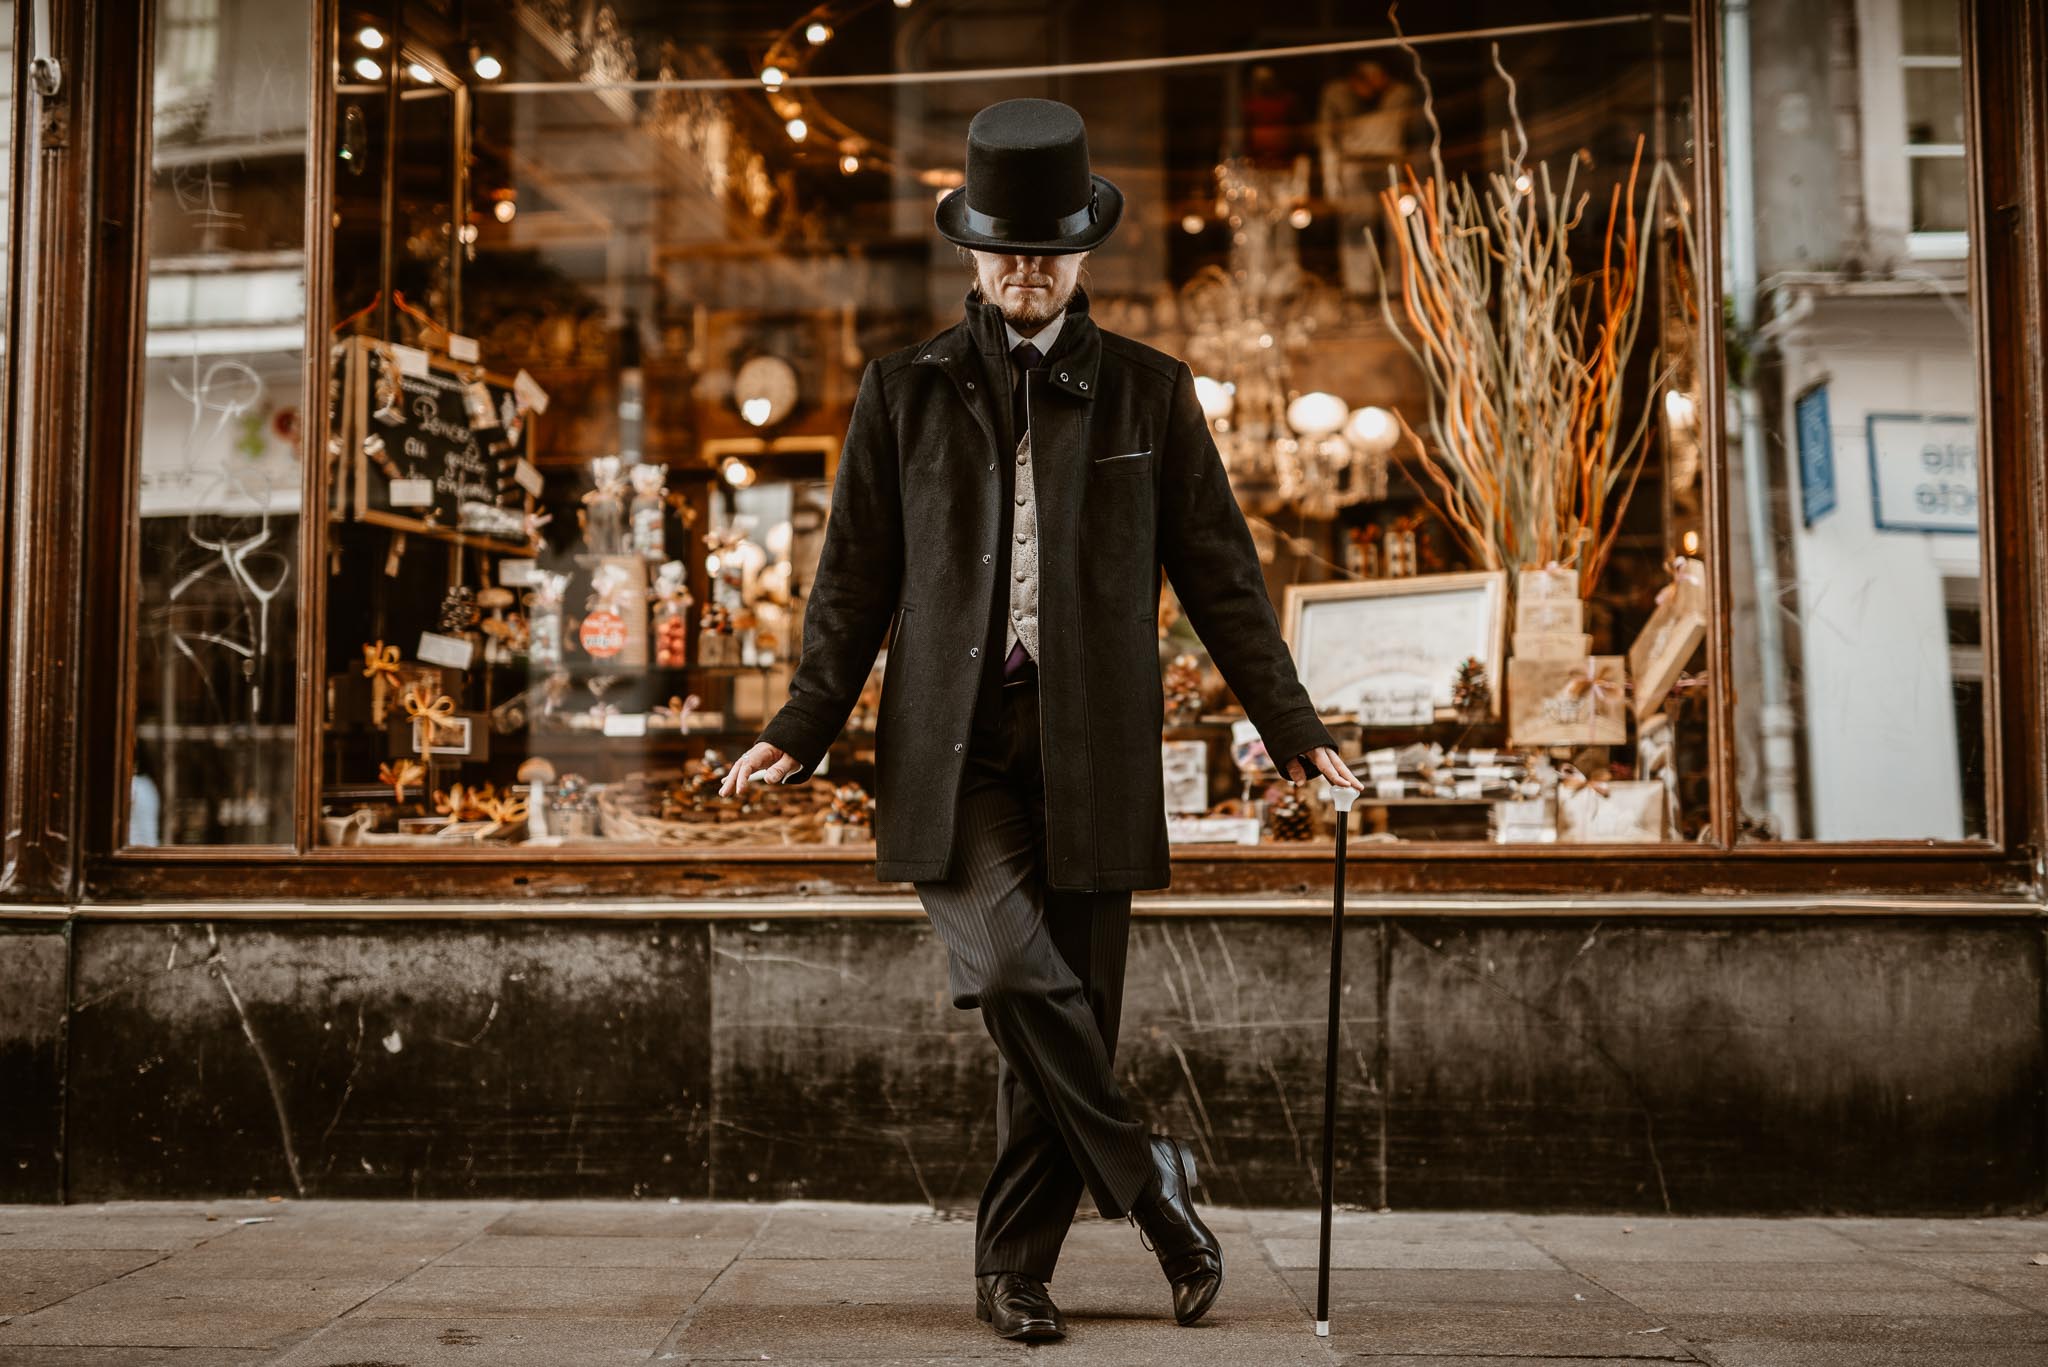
top-left (1372, 39), bottom-right (1695, 604)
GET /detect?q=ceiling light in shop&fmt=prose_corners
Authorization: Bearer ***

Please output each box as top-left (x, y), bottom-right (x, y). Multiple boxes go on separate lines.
top-left (839, 153), bottom-right (860, 174)
top-left (1397, 193), bottom-right (1418, 217)
top-left (894, 0), bottom-right (913, 7)
top-left (406, 61), bottom-right (432, 82)
top-left (760, 65), bottom-right (786, 88)
top-left (1193, 375), bottom-right (1235, 423)
top-left (721, 457), bottom-right (758, 488)
top-left (493, 191), bottom-right (517, 223)
top-left (1181, 214), bottom-right (1204, 234)
top-left (740, 397), bottom-right (773, 426)
top-left (472, 50), bottom-right (503, 80)
top-left (785, 117), bottom-right (807, 141)
top-left (1286, 391), bottom-right (1349, 439)
top-left (1344, 405), bottom-right (1398, 454)
top-left (1288, 206), bottom-right (1312, 228)
top-left (356, 25), bottom-right (385, 49)
top-left (352, 56), bottom-right (383, 81)
top-left (805, 21), bottom-right (833, 43)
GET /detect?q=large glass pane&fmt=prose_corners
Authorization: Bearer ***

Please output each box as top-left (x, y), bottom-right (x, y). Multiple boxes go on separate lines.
top-left (1722, 0), bottom-right (1988, 840)
top-left (126, 0), bottom-right (309, 845)
top-left (314, 4), bottom-right (1706, 853)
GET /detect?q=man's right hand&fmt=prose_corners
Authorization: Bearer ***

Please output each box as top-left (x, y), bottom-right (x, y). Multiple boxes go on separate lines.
top-left (719, 741), bottom-right (801, 797)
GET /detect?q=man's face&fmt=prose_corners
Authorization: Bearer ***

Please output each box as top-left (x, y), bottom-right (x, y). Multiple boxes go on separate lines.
top-left (972, 250), bottom-right (1086, 330)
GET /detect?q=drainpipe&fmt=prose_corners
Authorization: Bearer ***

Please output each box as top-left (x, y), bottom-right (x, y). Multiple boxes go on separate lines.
top-left (1722, 0), bottom-right (1804, 838)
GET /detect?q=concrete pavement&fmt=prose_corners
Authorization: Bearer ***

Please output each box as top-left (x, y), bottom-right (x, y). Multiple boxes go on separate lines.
top-left (1, 1200), bottom-right (2044, 1364)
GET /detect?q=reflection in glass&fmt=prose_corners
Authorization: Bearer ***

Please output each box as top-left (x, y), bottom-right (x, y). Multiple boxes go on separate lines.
top-left (127, 0), bottom-right (308, 844)
top-left (310, 4), bottom-right (1707, 852)
top-left (1723, 0), bottom-right (1987, 840)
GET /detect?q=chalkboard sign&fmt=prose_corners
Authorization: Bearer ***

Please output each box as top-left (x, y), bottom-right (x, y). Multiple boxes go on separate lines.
top-left (338, 335), bottom-right (537, 548)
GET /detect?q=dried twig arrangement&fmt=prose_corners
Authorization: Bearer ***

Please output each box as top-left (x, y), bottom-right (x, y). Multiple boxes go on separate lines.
top-left (1374, 37), bottom-right (1692, 600)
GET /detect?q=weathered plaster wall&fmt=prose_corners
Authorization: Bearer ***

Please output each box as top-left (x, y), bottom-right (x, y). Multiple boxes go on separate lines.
top-left (2, 914), bottom-right (2041, 1212)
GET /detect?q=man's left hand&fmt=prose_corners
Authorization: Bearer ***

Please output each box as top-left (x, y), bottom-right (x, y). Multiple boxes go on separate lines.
top-left (1285, 745), bottom-right (1363, 790)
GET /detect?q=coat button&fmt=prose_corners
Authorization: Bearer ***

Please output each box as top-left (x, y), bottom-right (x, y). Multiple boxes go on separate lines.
top-left (1058, 371), bottom-right (1069, 381)
top-left (1015, 494), bottom-right (1025, 505)
top-left (1079, 380), bottom-right (1088, 390)
top-left (987, 462), bottom-right (995, 471)
top-left (981, 553), bottom-right (991, 563)
top-left (953, 742), bottom-right (964, 753)
top-left (965, 380), bottom-right (976, 389)
top-left (969, 646), bottom-right (980, 658)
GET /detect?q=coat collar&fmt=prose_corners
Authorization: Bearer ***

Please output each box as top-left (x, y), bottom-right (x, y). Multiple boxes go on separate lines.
top-left (914, 284), bottom-right (1100, 403)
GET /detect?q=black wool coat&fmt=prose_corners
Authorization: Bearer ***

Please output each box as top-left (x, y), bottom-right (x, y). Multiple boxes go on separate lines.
top-left (757, 284), bottom-right (1337, 890)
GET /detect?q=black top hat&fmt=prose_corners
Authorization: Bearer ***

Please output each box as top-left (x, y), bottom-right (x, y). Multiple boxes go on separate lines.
top-left (935, 98), bottom-right (1123, 256)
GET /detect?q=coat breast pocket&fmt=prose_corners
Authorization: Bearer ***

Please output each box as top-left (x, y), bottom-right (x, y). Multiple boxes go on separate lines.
top-left (1091, 446), bottom-right (1154, 478)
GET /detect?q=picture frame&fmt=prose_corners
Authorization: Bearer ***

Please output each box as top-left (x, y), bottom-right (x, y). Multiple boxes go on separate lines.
top-left (1281, 570), bottom-right (1508, 725)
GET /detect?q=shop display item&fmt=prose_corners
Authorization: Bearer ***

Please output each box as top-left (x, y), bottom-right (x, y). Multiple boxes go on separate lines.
top-left (629, 462), bottom-right (669, 560)
top-left (1164, 652), bottom-right (1206, 724)
top-left (1630, 556), bottom-right (1709, 718)
top-left (1508, 654), bottom-right (1629, 748)
top-left (581, 455), bottom-right (630, 556)
top-left (1556, 769), bottom-right (1667, 843)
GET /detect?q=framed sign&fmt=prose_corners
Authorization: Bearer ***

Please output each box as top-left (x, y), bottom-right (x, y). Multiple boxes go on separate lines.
top-left (1795, 382), bottom-right (1836, 527)
top-left (1867, 412), bottom-right (1978, 534)
top-left (336, 335), bottom-right (537, 547)
top-left (1281, 570), bottom-right (1508, 725)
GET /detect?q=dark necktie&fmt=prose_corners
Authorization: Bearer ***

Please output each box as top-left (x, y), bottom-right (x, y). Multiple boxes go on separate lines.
top-left (1009, 339), bottom-right (1043, 450)
top-left (1003, 339), bottom-right (1045, 681)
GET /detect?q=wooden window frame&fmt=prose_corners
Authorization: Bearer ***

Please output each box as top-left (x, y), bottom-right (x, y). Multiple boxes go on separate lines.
top-left (19, 0), bottom-right (2043, 908)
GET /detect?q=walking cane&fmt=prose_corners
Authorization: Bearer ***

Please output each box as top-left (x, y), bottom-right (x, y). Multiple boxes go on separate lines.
top-left (1314, 780), bottom-right (1360, 1337)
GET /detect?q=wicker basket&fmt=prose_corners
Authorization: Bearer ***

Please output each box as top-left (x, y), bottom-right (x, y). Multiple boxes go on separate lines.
top-left (596, 771), bottom-right (832, 847)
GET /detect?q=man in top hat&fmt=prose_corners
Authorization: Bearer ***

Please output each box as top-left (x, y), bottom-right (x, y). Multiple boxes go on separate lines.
top-left (723, 97), bottom-right (1362, 1341)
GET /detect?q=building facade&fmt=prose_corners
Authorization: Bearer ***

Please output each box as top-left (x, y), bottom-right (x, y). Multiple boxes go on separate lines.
top-left (2, 0), bottom-right (2045, 1211)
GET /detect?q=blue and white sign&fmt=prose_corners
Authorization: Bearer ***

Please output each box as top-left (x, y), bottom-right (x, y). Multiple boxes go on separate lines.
top-left (1795, 384), bottom-right (1836, 527)
top-left (1867, 413), bottom-right (1978, 534)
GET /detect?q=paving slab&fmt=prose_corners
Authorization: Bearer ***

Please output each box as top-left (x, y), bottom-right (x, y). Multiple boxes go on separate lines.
top-left (1885, 1248), bottom-right (2048, 1312)
top-left (0, 1271), bottom-right (392, 1350)
top-left (1266, 1233), bottom-right (1561, 1270)
top-left (1277, 1266), bottom-right (1630, 1307)
top-left (1818, 1216), bottom-right (2048, 1252)
top-left (482, 1200), bottom-right (769, 1240)
top-left (436, 1233), bottom-right (750, 1269)
top-left (0, 1248), bottom-right (164, 1314)
top-left (1665, 1309), bottom-right (2048, 1346)
top-left (349, 1263), bottom-right (719, 1320)
top-left (1308, 1302), bottom-right (1698, 1359)
top-left (1700, 1345), bottom-right (2048, 1367)
top-left (1566, 1254), bottom-right (1962, 1292)
top-left (266, 1313), bottom-right (680, 1366)
top-left (0, 1349), bottom-right (275, 1365)
top-left (1511, 1215), bottom-right (1869, 1264)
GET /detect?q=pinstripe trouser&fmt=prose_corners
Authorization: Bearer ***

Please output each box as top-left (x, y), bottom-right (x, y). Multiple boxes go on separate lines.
top-left (913, 661), bottom-right (1157, 1282)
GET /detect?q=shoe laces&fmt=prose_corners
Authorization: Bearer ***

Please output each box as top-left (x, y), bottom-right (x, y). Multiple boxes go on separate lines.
top-left (1127, 1210), bottom-right (1156, 1254)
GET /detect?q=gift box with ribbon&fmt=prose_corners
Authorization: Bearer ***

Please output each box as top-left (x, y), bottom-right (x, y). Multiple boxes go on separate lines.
top-left (1556, 766), bottom-right (1667, 842)
top-left (1507, 654), bottom-right (1629, 748)
top-left (1629, 556), bottom-right (1708, 718)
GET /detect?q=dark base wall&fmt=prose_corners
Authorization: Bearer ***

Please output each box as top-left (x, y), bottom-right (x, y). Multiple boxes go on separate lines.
top-left (2, 913), bottom-right (2042, 1211)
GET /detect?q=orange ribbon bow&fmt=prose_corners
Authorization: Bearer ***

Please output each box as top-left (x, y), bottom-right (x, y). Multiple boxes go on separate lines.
top-left (360, 641), bottom-right (401, 682)
top-left (379, 758), bottom-right (425, 803)
top-left (402, 683), bottom-right (459, 746)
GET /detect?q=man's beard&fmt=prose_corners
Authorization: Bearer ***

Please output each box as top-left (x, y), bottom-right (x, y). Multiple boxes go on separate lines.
top-left (982, 273), bottom-right (1074, 329)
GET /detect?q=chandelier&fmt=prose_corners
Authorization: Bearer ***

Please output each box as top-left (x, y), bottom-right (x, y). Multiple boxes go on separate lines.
top-left (1177, 156), bottom-right (1396, 520)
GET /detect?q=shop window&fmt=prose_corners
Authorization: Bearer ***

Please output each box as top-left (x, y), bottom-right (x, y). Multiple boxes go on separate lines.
top-left (109, 1), bottom-right (2002, 866)
top-left (1725, 0), bottom-right (1990, 841)
top-left (123, 0), bottom-right (309, 845)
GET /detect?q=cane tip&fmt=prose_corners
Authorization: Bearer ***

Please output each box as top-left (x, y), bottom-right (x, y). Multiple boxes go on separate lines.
top-left (1315, 1320), bottom-right (1330, 1336)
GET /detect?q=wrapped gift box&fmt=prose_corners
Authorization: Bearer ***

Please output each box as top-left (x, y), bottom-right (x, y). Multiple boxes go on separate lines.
top-left (1629, 557), bottom-right (1708, 718)
top-left (1557, 779), bottom-right (1667, 842)
top-left (1508, 654), bottom-right (1628, 747)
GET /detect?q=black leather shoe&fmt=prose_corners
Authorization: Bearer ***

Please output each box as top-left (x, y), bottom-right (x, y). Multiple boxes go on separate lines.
top-left (1128, 1133), bottom-right (1223, 1325)
top-left (974, 1271), bottom-right (1065, 1341)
